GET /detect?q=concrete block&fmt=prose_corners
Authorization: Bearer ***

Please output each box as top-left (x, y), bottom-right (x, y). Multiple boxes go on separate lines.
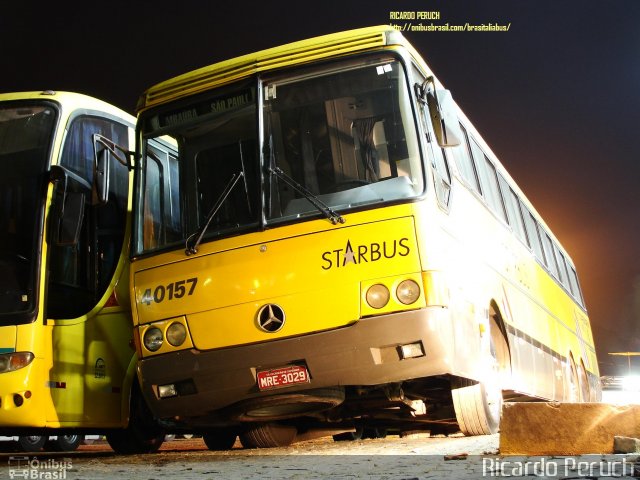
top-left (613, 435), bottom-right (640, 453)
top-left (500, 402), bottom-right (640, 455)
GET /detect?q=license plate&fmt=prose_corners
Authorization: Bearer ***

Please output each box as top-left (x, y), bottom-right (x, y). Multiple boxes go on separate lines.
top-left (256, 365), bottom-right (310, 391)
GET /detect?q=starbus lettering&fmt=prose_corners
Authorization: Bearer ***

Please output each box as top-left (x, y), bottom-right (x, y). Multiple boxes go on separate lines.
top-left (321, 238), bottom-right (410, 270)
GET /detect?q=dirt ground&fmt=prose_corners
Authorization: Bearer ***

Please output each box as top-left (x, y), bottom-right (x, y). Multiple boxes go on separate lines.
top-left (1, 433), bottom-right (501, 479)
top-left (5, 435), bottom-right (636, 479)
top-left (78, 431), bottom-right (499, 457)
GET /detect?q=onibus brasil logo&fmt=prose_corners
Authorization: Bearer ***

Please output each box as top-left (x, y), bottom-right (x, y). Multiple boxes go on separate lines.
top-left (8, 456), bottom-right (72, 479)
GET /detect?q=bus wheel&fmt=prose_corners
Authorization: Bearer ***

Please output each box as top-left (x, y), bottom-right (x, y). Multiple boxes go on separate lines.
top-left (452, 316), bottom-right (508, 436)
top-left (107, 418), bottom-right (164, 454)
top-left (203, 429), bottom-right (237, 451)
top-left (49, 435), bottom-right (82, 452)
top-left (18, 436), bottom-right (46, 452)
top-left (452, 378), bottom-right (501, 435)
top-left (239, 423), bottom-right (297, 448)
top-left (106, 389), bottom-right (165, 454)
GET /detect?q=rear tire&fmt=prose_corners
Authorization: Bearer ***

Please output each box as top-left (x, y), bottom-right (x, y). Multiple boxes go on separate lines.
top-left (49, 434), bottom-right (82, 452)
top-left (239, 423), bottom-right (297, 448)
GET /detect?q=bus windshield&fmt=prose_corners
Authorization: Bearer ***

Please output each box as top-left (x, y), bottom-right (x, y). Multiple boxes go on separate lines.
top-left (0, 103), bottom-right (55, 319)
top-left (135, 56), bottom-right (423, 255)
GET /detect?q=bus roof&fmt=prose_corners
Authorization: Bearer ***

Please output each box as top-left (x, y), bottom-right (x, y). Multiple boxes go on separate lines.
top-left (136, 26), bottom-right (409, 113)
top-left (0, 91), bottom-right (135, 125)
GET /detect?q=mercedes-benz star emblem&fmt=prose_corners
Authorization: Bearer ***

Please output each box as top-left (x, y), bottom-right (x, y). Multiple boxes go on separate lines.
top-left (257, 304), bottom-right (286, 333)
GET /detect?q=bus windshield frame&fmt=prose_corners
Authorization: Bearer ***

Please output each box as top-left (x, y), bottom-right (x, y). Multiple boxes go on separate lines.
top-left (134, 54), bottom-right (424, 257)
top-left (0, 101), bottom-right (58, 324)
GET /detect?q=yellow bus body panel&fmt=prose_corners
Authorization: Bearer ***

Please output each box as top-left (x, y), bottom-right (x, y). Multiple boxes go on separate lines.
top-left (133, 206), bottom-right (421, 350)
top-left (0, 326), bottom-right (16, 354)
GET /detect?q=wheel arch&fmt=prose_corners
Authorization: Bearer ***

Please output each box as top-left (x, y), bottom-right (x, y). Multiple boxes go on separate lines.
top-left (488, 299), bottom-right (512, 373)
top-left (118, 353), bottom-right (140, 427)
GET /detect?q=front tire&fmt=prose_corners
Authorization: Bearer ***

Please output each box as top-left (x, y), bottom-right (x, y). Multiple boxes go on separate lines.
top-left (452, 378), bottom-right (501, 435)
top-left (452, 314), bottom-right (508, 436)
top-left (106, 388), bottom-right (165, 454)
top-left (18, 436), bottom-right (46, 452)
top-left (203, 429), bottom-right (237, 451)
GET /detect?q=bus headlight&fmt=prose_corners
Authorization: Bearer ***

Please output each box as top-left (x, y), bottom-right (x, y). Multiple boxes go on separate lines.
top-left (397, 279), bottom-right (421, 305)
top-left (0, 352), bottom-right (35, 373)
top-left (366, 284), bottom-right (390, 309)
top-left (166, 322), bottom-right (187, 347)
top-left (143, 327), bottom-right (164, 352)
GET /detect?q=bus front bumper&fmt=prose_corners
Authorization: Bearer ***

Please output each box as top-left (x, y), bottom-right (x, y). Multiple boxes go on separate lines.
top-left (0, 361), bottom-right (46, 428)
top-left (138, 307), bottom-right (455, 424)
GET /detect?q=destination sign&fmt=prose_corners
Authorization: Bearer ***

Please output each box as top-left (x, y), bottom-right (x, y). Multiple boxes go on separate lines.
top-left (157, 88), bottom-right (255, 128)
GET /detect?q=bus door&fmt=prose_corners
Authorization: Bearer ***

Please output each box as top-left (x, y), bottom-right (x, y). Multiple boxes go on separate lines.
top-left (45, 114), bottom-right (132, 426)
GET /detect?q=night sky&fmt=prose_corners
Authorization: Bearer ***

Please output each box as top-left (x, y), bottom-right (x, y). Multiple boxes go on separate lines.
top-left (2, 0), bottom-right (639, 375)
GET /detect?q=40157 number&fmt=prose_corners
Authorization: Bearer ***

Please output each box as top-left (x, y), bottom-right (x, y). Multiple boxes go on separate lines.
top-left (140, 278), bottom-right (198, 305)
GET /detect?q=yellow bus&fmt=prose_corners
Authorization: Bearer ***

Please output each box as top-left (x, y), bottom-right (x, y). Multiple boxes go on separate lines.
top-left (131, 26), bottom-right (600, 448)
top-left (0, 91), bottom-right (165, 453)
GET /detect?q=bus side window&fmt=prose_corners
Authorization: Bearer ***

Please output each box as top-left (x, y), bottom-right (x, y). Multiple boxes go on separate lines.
top-left (498, 173), bottom-right (530, 248)
top-left (540, 231), bottom-right (560, 279)
top-left (554, 245), bottom-right (571, 289)
top-left (478, 152), bottom-right (507, 223)
top-left (47, 116), bottom-right (129, 319)
top-left (432, 147), bottom-right (452, 207)
top-left (568, 266), bottom-right (585, 306)
top-left (521, 204), bottom-right (546, 265)
top-left (467, 136), bottom-right (506, 223)
top-left (452, 124), bottom-right (481, 194)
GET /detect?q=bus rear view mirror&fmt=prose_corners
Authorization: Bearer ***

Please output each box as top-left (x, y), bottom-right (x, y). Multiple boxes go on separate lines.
top-left (426, 89), bottom-right (462, 148)
top-left (94, 147), bottom-right (111, 205)
top-left (92, 133), bottom-right (134, 205)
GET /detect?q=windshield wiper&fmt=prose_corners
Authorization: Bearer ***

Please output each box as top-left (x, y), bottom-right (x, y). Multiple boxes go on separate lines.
top-left (269, 166), bottom-right (345, 225)
top-left (185, 171), bottom-right (244, 255)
